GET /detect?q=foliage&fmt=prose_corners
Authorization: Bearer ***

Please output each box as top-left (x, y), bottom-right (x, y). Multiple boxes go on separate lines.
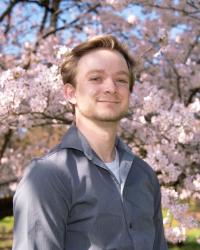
top-left (0, 0), bottom-right (200, 244)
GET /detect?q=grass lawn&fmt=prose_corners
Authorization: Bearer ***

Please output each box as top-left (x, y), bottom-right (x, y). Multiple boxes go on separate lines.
top-left (168, 229), bottom-right (200, 250)
top-left (0, 216), bottom-right (199, 250)
top-left (0, 217), bottom-right (13, 250)
top-left (169, 244), bottom-right (200, 250)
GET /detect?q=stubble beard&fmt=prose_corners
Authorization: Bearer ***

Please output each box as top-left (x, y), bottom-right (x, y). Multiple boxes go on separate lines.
top-left (96, 109), bottom-right (128, 122)
top-left (77, 106), bottom-right (129, 123)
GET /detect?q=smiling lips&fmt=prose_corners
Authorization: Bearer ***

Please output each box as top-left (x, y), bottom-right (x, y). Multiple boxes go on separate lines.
top-left (98, 100), bottom-right (120, 103)
top-left (97, 98), bottom-right (120, 103)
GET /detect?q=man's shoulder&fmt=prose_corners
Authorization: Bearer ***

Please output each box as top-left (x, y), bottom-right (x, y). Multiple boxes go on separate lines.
top-left (32, 125), bottom-right (83, 166)
top-left (117, 137), bottom-right (158, 183)
top-left (22, 128), bottom-right (82, 181)
top-left (132, 154), bottom-right (159, 182)
top-left (29, 141), bottom-right (77, 172)
top-left (18, 144), bottom-right (76, 193)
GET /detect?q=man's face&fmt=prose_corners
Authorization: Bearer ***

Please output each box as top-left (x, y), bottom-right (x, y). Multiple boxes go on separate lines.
top-left (66, 49), bottom-right (131, 123)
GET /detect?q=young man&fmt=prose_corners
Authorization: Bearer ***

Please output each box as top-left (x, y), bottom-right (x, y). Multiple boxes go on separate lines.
top-left (12, 35), bottom-right (168, 250)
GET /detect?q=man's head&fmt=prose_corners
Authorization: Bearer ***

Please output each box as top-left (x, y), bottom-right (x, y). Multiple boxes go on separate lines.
top-left (60, 34), bottom-right (135, 91)
top-left (60, 35), bottom-right (135, 123)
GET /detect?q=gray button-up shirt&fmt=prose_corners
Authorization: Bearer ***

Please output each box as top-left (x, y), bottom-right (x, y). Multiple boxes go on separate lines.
top-left (12, 125), bottom-right (168, 250)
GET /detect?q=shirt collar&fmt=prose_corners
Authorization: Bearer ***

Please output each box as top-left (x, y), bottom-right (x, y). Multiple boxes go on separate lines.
top-left (60, 124), bottom-right (134, 162)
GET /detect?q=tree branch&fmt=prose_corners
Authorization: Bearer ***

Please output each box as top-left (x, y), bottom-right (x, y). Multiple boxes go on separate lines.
top-left (41, 3), bottom-right (101, 39)
top-left (141, 2), bottom-right (200, 21)
top-left (50, 0), bottom-right (61, 30)
top-left (0, 0), bottom-right (19, 22)
top-left (186, 87), bottom-right (200, 106)
top-left (39, 0), bottom-right (49, 34)
top-left (0, 129), bottom-right (13, 163)
top-left (183, 33), bottom-right (200, 64)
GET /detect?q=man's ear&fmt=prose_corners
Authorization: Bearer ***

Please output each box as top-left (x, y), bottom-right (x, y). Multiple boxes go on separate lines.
top-left (63, 84), bottom-right (77, 105)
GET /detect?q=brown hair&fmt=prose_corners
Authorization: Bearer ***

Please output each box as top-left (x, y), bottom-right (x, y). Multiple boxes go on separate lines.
top-left (60, 34), bottom-right (135, 92)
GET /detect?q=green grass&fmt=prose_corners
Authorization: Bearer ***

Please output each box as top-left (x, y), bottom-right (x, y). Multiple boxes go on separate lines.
top-left (187, 228), bottom-right (200, 241)
top-left (169, 244), bottom-right (200, 250)
top-left (0, 216), bottom-right (13, 250)
top-left (0, 217), bottom-right (13, 231)
top-left (0, 216), bottom-right (200, 250)
top-left (169, 228), bottom-right (200, 250)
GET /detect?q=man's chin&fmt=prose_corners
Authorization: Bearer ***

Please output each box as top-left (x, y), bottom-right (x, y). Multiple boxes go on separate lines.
top-left (93, 112), bottom-right (127, 122)
top-left (77, 108), bottom-right (128, 122)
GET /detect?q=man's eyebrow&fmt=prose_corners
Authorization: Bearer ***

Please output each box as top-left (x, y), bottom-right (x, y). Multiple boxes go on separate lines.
top-left (86, 70), bottom-right (129, 76)
top-left (86, 70), bottom-right (104, 76)
top-left (115, 70), bottom-right (130, 76)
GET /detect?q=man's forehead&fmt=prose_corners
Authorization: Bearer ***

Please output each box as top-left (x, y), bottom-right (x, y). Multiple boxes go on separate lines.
top-left (78, 48), bottom-right (127, 64)
top-left (77, 49), bottom-right (129, 73)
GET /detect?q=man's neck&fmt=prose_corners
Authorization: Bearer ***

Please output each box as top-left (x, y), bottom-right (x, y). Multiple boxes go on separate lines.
top-left (75, 116), bottom-right (118, 163)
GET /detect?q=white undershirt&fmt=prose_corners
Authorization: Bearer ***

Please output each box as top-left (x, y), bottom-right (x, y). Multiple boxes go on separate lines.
top-left (105, 149), bottom-right (120, 184)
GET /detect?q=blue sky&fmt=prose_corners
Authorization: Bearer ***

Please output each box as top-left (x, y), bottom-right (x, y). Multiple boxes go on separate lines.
top-left (0, 1), bottom-right (188, 55)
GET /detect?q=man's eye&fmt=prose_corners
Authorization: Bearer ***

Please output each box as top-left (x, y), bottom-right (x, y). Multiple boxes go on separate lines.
top-left (89, 77), bottom-right (101, 81)
top-left (116, 79), bottom-right (128, 84)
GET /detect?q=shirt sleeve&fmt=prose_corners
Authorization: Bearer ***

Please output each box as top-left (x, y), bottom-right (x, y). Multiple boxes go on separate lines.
top-left (12, 158), bottom-right (71, 250)
top-left (153, 178), bottom-right (168, 250)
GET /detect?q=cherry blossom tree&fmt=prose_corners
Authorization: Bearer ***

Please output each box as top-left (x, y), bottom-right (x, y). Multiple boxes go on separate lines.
top-left (0, 0), bottom-right (200, 244)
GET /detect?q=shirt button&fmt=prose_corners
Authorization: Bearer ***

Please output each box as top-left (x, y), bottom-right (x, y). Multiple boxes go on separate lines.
top-left (129, 222), bottom-right (133, 229)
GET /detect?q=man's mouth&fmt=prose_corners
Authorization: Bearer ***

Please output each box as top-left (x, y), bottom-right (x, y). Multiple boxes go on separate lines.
top-left (97, 100), bottom-right (120, 103)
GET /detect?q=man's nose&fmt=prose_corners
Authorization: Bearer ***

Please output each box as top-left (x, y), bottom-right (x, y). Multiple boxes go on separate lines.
top-left (104, 77), bottom-right (117, 93)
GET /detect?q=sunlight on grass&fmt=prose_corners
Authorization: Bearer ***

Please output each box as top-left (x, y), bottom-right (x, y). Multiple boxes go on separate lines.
top-left (169, 228), bottom-right (200, 250)
top-left (187, 228), bottom-right (200, 240)
top-left (0, 216), bottom-right (13, 249)
top-left (0, 217), bottom-right (13, 231)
